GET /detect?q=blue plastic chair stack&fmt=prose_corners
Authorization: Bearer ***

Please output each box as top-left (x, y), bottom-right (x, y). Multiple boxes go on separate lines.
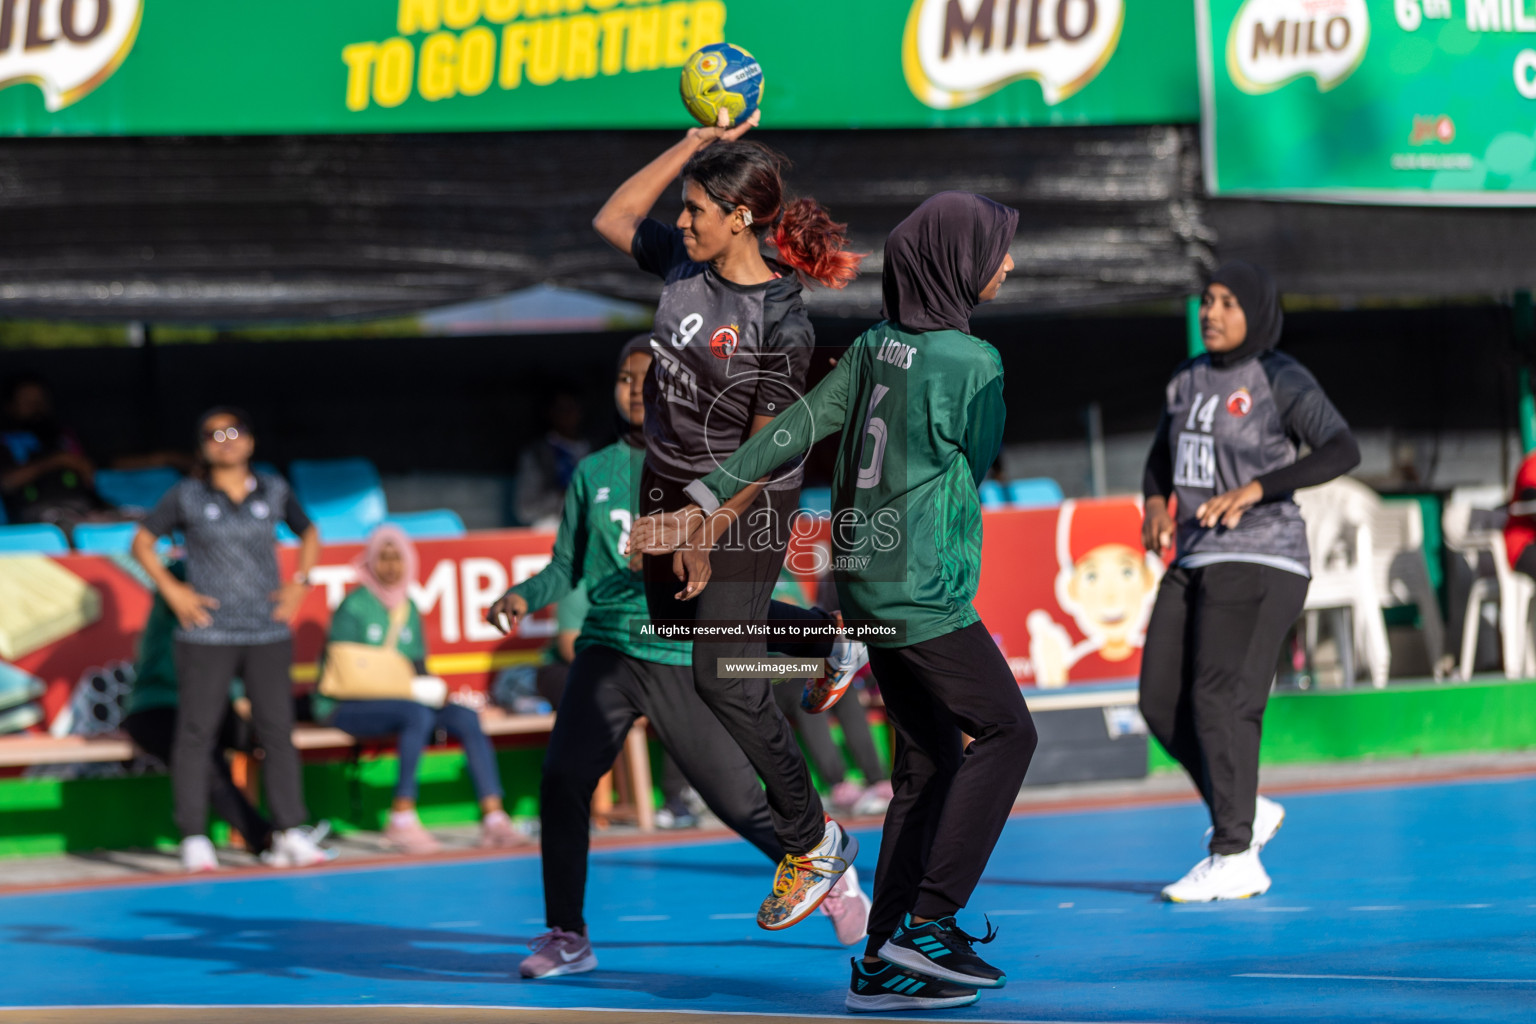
top-left (0, 524), bottom-right (69, 554)
top-left (71, 522), bottom-right (142, 554)
top-left (386, 509), bottom-right (467, 540)
top-left (1007, 477), bottom-right (1064, 509)
top-left (93, 467), bottom-right (182, 514)
top-left (288, 458), bottom-right (388, 544)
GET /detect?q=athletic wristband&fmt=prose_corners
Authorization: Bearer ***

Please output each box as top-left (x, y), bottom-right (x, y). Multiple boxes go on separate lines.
top-left (684, 479), bottom-right (721, 514)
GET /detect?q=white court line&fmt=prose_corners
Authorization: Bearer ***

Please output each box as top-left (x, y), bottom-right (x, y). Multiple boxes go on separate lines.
top-left (618, 914), bottom-right (670, 922)
top-left (427, 921), bottom-right (481, 929)
top-left (1240, 973), bottom-right (1536, 985)
top-left (1451, 903), bottom-right (1491, 909)
top-left (1, 1007), bottom-right (1163, 1024)
top-left (708, 912), bottom-right (756, 920)
top-left (1350, 905), bottom-right (1405, 911)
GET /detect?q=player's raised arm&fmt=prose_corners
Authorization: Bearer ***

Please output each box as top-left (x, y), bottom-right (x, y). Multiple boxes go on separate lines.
top-left (592, 108), bottom-right (760, 257)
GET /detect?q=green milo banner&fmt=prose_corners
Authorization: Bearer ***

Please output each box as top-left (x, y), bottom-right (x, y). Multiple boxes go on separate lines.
top-left (1199, 0), bottom-right (1536, 203)
top-left (0, 0), bottom-right (1197, 136)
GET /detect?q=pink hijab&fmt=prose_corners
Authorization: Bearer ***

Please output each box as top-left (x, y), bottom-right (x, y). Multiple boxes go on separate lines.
top-left (353, 524), bottom-right (418, 611)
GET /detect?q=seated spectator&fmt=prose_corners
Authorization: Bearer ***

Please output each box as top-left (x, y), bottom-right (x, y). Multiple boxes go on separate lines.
top-left (122, 560), bottom-right (278, 864)
top-left (1507, 449), bottom-right (1536, 580)
top-left (0, 373), bottom-right (117, 529)
top-left (316, 524), bottom-right (521, 853)
top-left (513, 389), bottom-right (591, 529)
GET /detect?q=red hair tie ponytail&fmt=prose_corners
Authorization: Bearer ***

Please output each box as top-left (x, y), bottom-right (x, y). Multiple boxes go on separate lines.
top-left (770, 198), bottom-right (865, 291)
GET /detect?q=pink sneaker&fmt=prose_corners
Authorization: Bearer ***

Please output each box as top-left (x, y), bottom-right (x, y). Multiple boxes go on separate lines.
top-left (384, 815), bottom-right (442, 855)
top-left (852, 781), bottom-right (894, 817)
top-left (478, 811), bottom-right (526, 849)
top-left (520, 927), bottom-right (597, 979)
top-left (830, 780), bottom-right (864, 812)
top-left (819, 863), bottom-right (871, 946)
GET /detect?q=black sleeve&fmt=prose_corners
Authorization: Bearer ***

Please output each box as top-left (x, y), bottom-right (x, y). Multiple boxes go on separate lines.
top-left (282, 484), bottom-right (313, 535)
top-left (1142, 409), bottom-right (1174, 500)
top-left (751, 307), bottom-right (815, 421)
top-left (1256, 358), bottom-right (1360, 497)
top-left (411, 658), bottom-right (429, 675)
top-left (631, 218), bottom-right (689, 279)
top-left (140, 483), bottom-right (185, 538)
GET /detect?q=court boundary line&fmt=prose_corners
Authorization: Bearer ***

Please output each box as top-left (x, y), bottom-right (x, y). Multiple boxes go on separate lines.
top-left (3, 760), bottom-right (1534, 900)
top-left (0, 1006), bottom-right (1164, 1024)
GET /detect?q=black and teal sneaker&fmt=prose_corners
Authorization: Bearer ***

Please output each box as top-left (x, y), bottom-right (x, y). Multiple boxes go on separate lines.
top-left (877, 913), bottom-right (1006, 988)
top-left (845, 957), bottom-right (980, 1013)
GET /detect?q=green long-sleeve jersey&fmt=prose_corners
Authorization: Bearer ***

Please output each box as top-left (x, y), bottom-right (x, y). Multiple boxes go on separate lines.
top-left (511, 440), bottom-right (689, 666)
top-left (687, 322), bottom-right (1006, 648)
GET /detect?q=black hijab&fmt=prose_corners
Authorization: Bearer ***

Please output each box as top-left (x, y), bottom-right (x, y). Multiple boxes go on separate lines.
top-left (881, 191), bottom-right (1020, 335)
top-left (614, 333), bottom-right (652, 445)
top-left (1206, 261), bottom-right (1283, 368)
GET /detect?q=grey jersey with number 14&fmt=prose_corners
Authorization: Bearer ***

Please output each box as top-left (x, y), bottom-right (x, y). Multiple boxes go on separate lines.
top-left (1161, 350), bottom-right (1349, 576)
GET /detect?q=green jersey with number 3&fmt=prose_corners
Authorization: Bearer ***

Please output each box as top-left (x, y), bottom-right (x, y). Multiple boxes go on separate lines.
top-left (512, 441), bottom-right (688, 666)
top-left (689, 322), bottom-right (1005, 648)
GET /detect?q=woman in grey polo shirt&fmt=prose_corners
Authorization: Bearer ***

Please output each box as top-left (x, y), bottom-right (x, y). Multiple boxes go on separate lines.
top-left (133, 407), bottom-right (328, 873)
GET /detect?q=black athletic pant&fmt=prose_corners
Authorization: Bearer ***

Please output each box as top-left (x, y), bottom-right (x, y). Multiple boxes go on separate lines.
top-left (173, 639), bottom-right (308, 837)
top-left (863, 622), bottom-right (1037, 957)
top-left (123, 706), bottom-right (274, 853)
top-left (771, 679), bottom-right (888, 787)
top-left (1138, 562), bottom-right (1309, 855)
top-left (540, 643), bottom-right (782, 934)
top-left (642, 469), bottom-right (827, 856)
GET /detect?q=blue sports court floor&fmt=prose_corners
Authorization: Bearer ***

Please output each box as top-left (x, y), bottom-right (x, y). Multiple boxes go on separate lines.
top-left (0, 771), bottom-right (1532, 1023)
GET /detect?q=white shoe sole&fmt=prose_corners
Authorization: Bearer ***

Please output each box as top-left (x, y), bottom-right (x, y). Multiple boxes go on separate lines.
top-left (877, 942), bottom-right (1007, 989)
top-left (846, 990), bottom-right (979, 1013)
top-left (1253, 804), bottom-right (1285, 849)
top-left (521, 952), bottom-right (597, 979)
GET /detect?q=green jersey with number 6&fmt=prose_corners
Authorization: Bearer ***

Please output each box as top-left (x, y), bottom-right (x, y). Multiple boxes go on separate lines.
top-left (512, 440), bottom-right (688, 666)
top-left (687, 322), bottom-right (1005, 648)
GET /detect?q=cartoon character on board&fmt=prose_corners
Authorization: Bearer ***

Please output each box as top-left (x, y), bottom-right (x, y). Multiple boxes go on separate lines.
top-left (1026, 499), bottom-right (1162, 687)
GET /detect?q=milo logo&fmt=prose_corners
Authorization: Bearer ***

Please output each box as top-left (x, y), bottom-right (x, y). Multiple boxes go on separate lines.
top-left (1227, 0), bottom-right (1369, 95)
top-left (0, 0), bottom-right (142, 110)
top-left (903, 0), bottom-right (1125, 108)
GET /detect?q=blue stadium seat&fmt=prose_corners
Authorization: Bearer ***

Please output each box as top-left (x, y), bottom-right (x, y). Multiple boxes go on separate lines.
top-left (0, 524), bottom-right (69, 554)
top-left (93, 467), bottom-right (182, 513)
top-left (1007, 477), bottom-right (1064, 509)
top-left (71, 522), bottom-right (141, 554)
top-left (386, 509), bottom-right (466, 540)
top-left (978, 480), bottom-right (1008, 509)
top-left (288, 458), bottom-right (388, 541)
top-left (798, 487), bottom-right (832, 518)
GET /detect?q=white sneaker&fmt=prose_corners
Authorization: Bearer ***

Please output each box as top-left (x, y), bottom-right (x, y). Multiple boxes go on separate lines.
top-left (1253, 795), bottom-right (1285, 850)
top-left (1161, 848), bottom-right (1271, 902)
top-left (261, 827), bottom-right (333, 868)
top-left (819, 863), bottom-right (872, 945)
top-left (801, 614), bottom-right (870, 714)
top-left (180, 835), bottom-right (218, 874)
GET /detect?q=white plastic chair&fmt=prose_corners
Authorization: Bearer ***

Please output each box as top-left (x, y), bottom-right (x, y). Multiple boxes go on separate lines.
top-left (1370, 495), bottom-right (1446, 673)
top-left (1295, 480), bottom-right (1392, 687)
top-left (1442, 485), bottom-right (1508, 678)
top-left (1445, 483), bottom-right (1536, 680)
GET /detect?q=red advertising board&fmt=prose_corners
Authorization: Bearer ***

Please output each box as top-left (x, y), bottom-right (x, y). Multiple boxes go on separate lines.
top-left (4, 497), bottom-right (1157, 730)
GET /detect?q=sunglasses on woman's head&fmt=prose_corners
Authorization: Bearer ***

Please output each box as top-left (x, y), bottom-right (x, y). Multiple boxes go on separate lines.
top-left (202, 426), bottom-right (243, 443)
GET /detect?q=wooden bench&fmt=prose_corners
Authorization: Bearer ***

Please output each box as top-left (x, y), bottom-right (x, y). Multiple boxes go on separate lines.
top-left (0, 706), bottom-right (656, 833)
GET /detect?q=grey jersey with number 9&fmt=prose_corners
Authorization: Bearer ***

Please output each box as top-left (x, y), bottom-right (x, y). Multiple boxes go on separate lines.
top-left (1162, 350), bottom-right (1349, 575)
top-left (632, 218), bottom-right (813, 492)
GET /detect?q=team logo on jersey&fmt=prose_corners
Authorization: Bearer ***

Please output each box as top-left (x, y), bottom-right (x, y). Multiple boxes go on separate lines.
top-left (250, 500), bottom-right (270, 520)
top-left (1226, 388), bottom-right (1253, 417)
top-left (710, 325), bottom-right (740, 359)
top-left (204, 504), bottom-right (221, 521)
top-left (595, 487), bottom-right (610, 504)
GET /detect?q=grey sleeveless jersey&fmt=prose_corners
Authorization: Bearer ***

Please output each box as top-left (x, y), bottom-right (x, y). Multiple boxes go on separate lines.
top-left (1161, 350), bottom-right (1349, 576)
top-left (632, 219), bottom-right (813, 492)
